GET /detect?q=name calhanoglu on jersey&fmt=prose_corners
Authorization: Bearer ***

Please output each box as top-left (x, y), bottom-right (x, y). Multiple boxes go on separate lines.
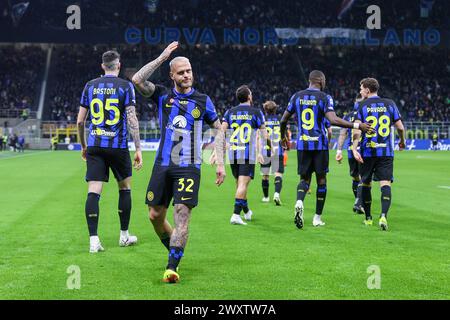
top-left (230, 114), bottom-right (253, 120)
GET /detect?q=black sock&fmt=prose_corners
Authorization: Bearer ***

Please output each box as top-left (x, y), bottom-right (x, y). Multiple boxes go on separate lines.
top-left (381, 186), bottom-right (392, 218)
top-left (167, 246), bottom-right (184, 271)
top-left (85, 192), bottom-right (100, 236)
top-left (297, 181), bottom-right (309, 202)
top-left (262, 179), bottom-right (269, 198)
top-left (355, 184), bottom-right (363, 207)
top-left (118, 189), bottom-right (131, 231)
top-left (316, 184), bottom-right (327, 216)
top-left (234, 198), bottom-right (243, 215)
top-left (242, 199), bottom-right (249, 214)
top-left (361, 186), bottom-right (372, 219)
top-left (275, 176), bottom-right (283, 193)
top-left (161, 234), bottom-right (171, 251)
top-left (352, 180), bottom-right (359, 198)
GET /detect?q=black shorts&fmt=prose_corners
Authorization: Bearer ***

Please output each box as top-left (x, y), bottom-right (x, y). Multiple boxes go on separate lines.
top-left (297, 150), bottom-right (329, 177)
top-left (348, 157), bottom-right (360, 178)
top-left (261, 155), bottom-right (285, 175)
top-left (146, 165), bottom-right (201, 208)
top-left (433, 140), bottom-right (438, 146)
top-left (230, 163), bottom-right (256, 180)
top-left (85, 146), bottom-right (132, 182)
top-left (360, 157), bottom-right (393, 184)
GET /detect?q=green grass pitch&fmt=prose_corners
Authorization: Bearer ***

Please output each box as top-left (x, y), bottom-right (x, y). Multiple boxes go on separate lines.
top-left (0, 149), bottom-right (449, 299)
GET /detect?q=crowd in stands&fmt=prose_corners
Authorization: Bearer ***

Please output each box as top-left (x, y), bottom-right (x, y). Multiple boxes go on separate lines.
top-left (44, 44), bottom-right (450, 124)
top-left (4, 0), bottom-right (447, 30)
top-left (0, 46), bottom-right (45, 117)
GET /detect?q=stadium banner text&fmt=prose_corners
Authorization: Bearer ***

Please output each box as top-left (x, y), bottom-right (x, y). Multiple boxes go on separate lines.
top-left (4, 26), bottom-right (446, 47)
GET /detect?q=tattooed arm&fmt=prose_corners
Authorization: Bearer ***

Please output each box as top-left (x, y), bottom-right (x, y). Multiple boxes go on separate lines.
top-left (132, 41), bottom-right (179, 97)
top-left (76, 106), bottom-right (88, 161)
top-left (212, 119), bottom-right (226, 186)
top-left (126, 105), bottom-right (143, 170)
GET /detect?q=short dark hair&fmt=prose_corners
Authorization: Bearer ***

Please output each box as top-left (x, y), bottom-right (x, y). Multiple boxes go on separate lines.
top-left (236, 85), bottom-right (251, 103)
top-left (360, 78), bottom-right (379, 93)
top-left (102, 50), bottom-right (120, 69)
top-left (309, 70), bottom-right (325, 83)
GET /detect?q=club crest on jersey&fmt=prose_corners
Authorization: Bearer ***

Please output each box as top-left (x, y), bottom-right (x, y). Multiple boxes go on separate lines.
top-left (172, 115), bottom-right (188, 129)
top-left (191, 107), bottom-right (201, 119)
top-left (165, 98), bottom-right (175, 108)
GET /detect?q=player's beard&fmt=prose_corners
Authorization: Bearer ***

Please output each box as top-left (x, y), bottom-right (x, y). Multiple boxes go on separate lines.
top-left (177, 77), bottom-right (193, 89)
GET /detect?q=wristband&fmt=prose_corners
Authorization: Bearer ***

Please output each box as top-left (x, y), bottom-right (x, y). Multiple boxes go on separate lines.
top-left (353, 122), bottom-right (360, 129)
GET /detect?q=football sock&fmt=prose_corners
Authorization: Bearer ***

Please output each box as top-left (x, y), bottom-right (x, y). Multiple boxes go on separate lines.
top-left (167, 246), bottom-right (184, 271)
top-left (316, 184), bottom-right (327, 216)
top-left (275, 176), bottom-right (283, 193)
top-left (355, 184), bottom-right (363, 207)
top-left (361, 186), bottom-right (372, 219)
top-left (242, 199), bottom-right (249, 214)
top-left (381, 186), bottom-right (392, 218)
top-left (234, 198), bottom-right (243, 215)
top-left (297, 181), bottom-right (309, 202)
top-left (160, 234), bottom-right (171, 251)
top-left (262, 179), bottom-right (269, 198)
top-left (118, 189), bottom-right (131, 231)
top-left (85, 192), bottom-right (100, 236)
top-left (352, 180), bottom-right (359, 198)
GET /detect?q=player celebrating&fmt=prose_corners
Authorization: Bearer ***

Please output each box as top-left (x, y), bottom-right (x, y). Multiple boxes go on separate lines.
top-left (132, 42), bottom-right (226, 283)
top-left (280, 70), bottom-right (373, 229)
top-left (352, 78), bottom-right (405, 230)
top-left (260, 100), bottom-right (284, 205)
top-left (221, 85), bottom-right (267, 225)
top-left (77, 50), bottom-right (142, 253)
top-left (336, 94), bottom-right (365, 214)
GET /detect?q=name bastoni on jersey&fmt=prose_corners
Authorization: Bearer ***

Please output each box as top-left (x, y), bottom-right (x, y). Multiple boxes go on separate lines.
top-left (91, 128), bottom-right (117, 137)
top-left (93, 88), bottom-right (117, 95)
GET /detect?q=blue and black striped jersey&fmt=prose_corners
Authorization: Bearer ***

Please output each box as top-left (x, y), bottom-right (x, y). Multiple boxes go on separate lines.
top-left (355, 96), bottom-right (401, 158)
top-left (222, 104), bottom-right (265, 163)
top-left (80, 75), bottom-right (135, 149)
top-left (150, 85), bottom-right (218, 168)
top-left (263, 114), bottom-right (283, 157)
top-left (286, 88), bottom-right (335, 150)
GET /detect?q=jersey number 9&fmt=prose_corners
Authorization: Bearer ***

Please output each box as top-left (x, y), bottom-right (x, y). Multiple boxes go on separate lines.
top-left (90, 98), bottom-right (120, 126)
top-left (301, 109), bottom-right (315, 130)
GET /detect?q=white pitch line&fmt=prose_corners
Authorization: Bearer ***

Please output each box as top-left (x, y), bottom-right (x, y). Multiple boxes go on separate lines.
top-left (437, 186), bottom-right (450, 190)
top-left (0, 151), bottom-right (52, 161)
